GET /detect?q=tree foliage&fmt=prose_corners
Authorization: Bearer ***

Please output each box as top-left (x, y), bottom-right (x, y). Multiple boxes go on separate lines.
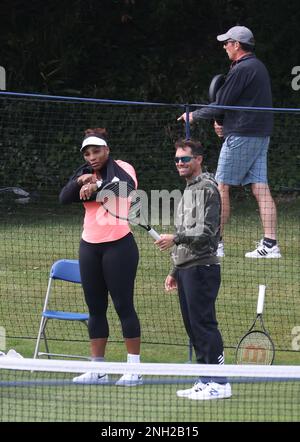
top-left (1, 0), bottom-right (300, 105)
top-left (0, 1), bottom-right (299, 193)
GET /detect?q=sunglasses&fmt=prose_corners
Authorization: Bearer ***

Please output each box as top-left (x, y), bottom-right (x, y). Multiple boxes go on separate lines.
top-left (224, 39), bottom-right (237, 46)
top-left (174, 156), bottom-right (194, 164)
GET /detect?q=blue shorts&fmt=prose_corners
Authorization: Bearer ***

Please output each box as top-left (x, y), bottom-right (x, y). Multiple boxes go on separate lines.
top-left (215, 136), bottom-right (270, 186)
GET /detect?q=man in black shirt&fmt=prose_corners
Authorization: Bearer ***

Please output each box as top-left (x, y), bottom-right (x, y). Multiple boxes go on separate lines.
top-left (179, 26), bottom-right (281, 259)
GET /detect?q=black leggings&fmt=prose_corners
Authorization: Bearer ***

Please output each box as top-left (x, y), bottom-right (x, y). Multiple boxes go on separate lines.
top-left (79, 233), bottom-right (140, 339)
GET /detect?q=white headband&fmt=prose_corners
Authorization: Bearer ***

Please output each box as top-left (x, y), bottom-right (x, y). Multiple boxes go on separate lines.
top-left (81, 136), bottom-right (107, 151)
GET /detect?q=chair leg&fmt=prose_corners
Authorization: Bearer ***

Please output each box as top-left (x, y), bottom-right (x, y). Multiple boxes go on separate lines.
top-left (33, 316), bottom-right (47, 359)
top-left (34, 316), bottom-right (90, 360)
top-left (42, 328), bottom-right (51, 359)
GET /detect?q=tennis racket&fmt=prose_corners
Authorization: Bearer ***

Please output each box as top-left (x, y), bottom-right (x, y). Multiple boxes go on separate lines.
top-left (0, 187), bottom-right (35, 204)
top-left (0, 187), bottom-right (30, 197)
top-left (97, 181), bottom-right (161, 240)
top-left (208, 74), bottom-right (226, 125)
top-left (235, 285), bottom-right (275, 365)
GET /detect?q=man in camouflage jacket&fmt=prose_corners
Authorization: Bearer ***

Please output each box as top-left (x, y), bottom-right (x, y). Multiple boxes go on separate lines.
top-left (155, 138), bottom-right (231, 401)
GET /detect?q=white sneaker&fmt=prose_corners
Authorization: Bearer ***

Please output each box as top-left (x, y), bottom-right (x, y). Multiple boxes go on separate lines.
top-left (176, 381), bottom-right (206, 398)
top-left (188, 382), bottom-right (232, 400)
top-left (115, 373), bottom-right (143, 386)
top-left (245, 240), bottom-right (282, 258)
top-left (216, 241), bottom-right (225, 257)
top-left (73, 372), bottom-right (109, 384)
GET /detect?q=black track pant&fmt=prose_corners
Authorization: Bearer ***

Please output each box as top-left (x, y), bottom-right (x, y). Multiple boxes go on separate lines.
top-left (177, 264), bottom-right (227, 383)
top-left (79, 233), bottom-right (140, 339)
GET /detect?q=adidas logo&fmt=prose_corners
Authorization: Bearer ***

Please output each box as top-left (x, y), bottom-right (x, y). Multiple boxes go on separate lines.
top-left (258, 248), bottom-right (268, 256)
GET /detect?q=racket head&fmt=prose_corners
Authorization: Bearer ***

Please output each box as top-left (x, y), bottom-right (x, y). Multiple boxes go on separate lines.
top-left (208, 74), bottom-right (225, 125)
top-left (98, 181), bottom-right (143, 223)
top-left (235, 330), bottom-right (275, 365)
top-left (208, 74), bottom-right (226, 102)
top-left (98, 181), bottom-right (160, 239)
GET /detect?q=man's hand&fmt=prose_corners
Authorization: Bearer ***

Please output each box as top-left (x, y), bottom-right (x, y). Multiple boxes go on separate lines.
top-left (155, 234), bottom-right (175, 251)
top-left (214, 121), bottom-right (224, 138)
top-left (164, 275), bottom-right (177, 292)
top-left (79, 182), bottom-right (97, 200)
top-left (77, 174), bottom-right (97, 186)
top-left (177, 112), bottom-right (194, 123)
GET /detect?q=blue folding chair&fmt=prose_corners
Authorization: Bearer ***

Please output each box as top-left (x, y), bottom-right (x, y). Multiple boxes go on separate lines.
top-left (33, 259), bottom-right (89, 360)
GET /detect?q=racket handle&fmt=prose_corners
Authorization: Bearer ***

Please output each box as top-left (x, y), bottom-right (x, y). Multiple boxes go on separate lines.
top-left (148, 228), bottom-right (161, 241)
top-left (257, 285), bottom-right (266, 314)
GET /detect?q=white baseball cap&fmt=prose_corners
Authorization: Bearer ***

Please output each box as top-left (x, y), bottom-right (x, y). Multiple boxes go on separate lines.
top-left (217, 26), bottom-right (255, 46)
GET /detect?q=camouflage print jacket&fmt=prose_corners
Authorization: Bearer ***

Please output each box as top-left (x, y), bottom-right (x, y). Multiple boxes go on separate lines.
top-left (170, 172), bottom-right (221, 276)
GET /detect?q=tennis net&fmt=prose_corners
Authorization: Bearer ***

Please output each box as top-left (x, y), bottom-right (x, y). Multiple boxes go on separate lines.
top-left (0, 357), bottom-right (299, 422)
top-left (0, 93), bottom-right (299, 358)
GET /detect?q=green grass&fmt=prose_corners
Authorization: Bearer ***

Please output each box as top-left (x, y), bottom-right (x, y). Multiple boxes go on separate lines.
top-left (0, 197), bottom-right (299, 361)
top-left (0, 196), bottom-right (299, 421)
top-left (1, 373), bottom-right (299, 422)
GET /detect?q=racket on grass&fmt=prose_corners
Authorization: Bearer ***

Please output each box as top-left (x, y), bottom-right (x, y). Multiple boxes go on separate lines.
top-left (97, 181), bottom-right (161, 240)
top-left (236, 285), bottom-right (275, 365)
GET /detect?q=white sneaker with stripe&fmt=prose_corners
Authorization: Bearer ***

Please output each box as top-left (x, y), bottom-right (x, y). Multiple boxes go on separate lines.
top-left (188, 382), bottom-right (232, 400)
top-left (245, 240), bottom-right (282, 258)
top-left (73, 372), bottom-right (109, 384)
top-left (115, 373), bottom-right (143, 386)
top-left (176, 381), bottom-right (206, 397)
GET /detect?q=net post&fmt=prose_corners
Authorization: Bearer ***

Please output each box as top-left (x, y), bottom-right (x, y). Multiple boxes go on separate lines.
top-left (0, 66), bottom-right (6, 90)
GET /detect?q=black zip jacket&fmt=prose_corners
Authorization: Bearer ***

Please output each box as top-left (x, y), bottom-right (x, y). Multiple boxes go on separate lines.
top-left (59, 158), bottom-right (136, 205)
top-left (193, 54), bottom-right (273, 137)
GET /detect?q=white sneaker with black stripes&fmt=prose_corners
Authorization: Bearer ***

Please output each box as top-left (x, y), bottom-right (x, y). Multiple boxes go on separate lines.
top-left (245, 240), bottom-right (282, 258)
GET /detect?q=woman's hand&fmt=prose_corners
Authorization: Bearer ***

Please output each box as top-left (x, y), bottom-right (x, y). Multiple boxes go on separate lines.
top-left (79, 183), bottom-right (97, 200)
top-left (77, 174), bottom-right (97, 186)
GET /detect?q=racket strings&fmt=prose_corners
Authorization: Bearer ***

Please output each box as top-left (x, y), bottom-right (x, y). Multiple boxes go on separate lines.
top-left (127, 196), bottom-right (143, 222)
top-left (100, 181), bottom-right (135, 199)
top-left (99, 181), bottom-right (143, 222)
top-left (237, 332), bottom-right (274, 365)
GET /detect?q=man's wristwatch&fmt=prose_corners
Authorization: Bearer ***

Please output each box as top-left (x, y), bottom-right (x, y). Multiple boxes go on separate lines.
top-left (96, 179), bottom-right (103, 189)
